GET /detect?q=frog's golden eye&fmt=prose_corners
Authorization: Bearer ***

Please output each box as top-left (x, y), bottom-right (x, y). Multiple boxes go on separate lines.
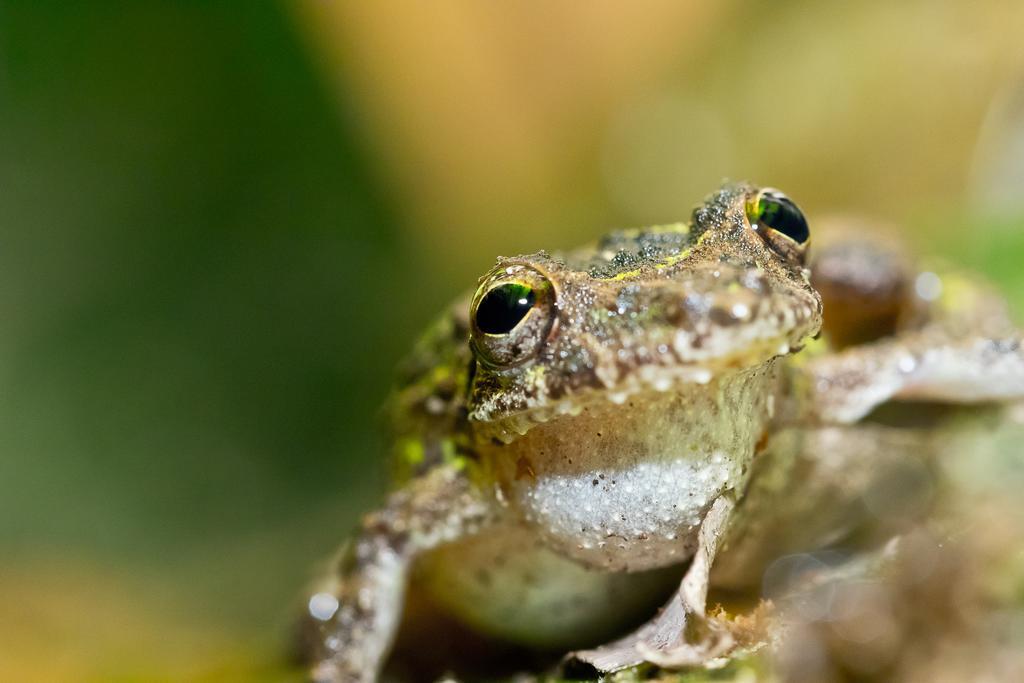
top-left (747, 189), bottom-right (810, 261)
top-left (470, 266), bottom-right (554, 367)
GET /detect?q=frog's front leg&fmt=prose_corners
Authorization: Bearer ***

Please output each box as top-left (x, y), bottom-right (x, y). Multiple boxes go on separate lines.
top-left (568, 495), bottom-right (736, 673)
top-left (807, 333), bottom-right (1024, 424)
top-left (307, 464), bottom-right (495, 683)
top-left (807, 238), bottom-right (1024, 423)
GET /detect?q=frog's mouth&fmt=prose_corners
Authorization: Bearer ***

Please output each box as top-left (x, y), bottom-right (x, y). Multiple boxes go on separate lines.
top-left (470, 322), bottom-right (813, 445)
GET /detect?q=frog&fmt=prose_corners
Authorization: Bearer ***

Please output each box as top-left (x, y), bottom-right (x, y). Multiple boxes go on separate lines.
top-left (301, 183), bottom-right (1024, 682)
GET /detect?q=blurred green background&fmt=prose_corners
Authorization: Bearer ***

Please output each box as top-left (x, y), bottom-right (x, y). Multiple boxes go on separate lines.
top-left (1, 1), bottom-right (1022, 680)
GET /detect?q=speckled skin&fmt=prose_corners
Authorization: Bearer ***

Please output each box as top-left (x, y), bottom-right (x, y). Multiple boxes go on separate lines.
top-left (468, 186), bottom-right (820, 436)
top-left (306, 184), bottom-right (1024, 683)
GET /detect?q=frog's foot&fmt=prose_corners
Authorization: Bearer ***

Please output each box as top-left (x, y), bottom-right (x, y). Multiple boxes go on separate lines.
top-left (568, 594), bottom-right (735, 673)
top-left (566, 496), bottom-right (736, 674)
top-left (636, 610), bottom-right (735, 668)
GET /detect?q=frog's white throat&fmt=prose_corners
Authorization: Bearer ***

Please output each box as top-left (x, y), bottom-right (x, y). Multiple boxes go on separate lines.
top-left (483, 364), bottom-right (779, 572)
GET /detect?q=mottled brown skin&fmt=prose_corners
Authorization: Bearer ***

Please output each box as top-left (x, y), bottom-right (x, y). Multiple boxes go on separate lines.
top-left (468, 186), bottom-right (820, 435)
top-left (303, 184), bottom-right (1024, 682)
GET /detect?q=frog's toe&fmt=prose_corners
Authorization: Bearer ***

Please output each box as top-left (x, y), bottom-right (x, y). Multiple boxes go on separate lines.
top-left (564, 601), bottom-right (734, 674)
top-left (564, 638), bottom-right (646, 675)
top-left (635, 614), bottom-right (735, 669)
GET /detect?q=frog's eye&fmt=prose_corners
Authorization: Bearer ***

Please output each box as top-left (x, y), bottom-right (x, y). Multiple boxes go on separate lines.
top-left (470, 266), bottom-right (555, 367)
top-left (476, 283), bottom-right (535, 334)
top-left (747, 189), bottom-right (810, 261)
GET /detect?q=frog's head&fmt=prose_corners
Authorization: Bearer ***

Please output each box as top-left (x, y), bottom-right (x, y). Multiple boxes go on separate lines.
top-left (466, 183), bottom-right (822, 439)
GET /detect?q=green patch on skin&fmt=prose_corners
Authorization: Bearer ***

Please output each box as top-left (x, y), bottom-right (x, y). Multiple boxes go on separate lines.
top-left (431, 365), bottom-right (453, 384)
top-left (787, 335), bottom-right (830, 364)
top-left (446, 455), bottom-right (469, 472)
top-left (599, 267), bottom-right (645, 282)
top-left (655, 250), bottom-right (693, 270)
top-left (525, 364), bottom-right (547, 383)
top-left (439, 437), bottom-right (468, 471)
top-left (596, 250), bottom-right (694, 281)
top-left (400, 438), bottom-right (426, 467)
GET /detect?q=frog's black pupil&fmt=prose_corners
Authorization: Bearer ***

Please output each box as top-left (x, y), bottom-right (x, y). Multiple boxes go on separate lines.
top-left (476, 283), bottom-right (535, 335)
top-left (758, 192), bottom-right (810, 244)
